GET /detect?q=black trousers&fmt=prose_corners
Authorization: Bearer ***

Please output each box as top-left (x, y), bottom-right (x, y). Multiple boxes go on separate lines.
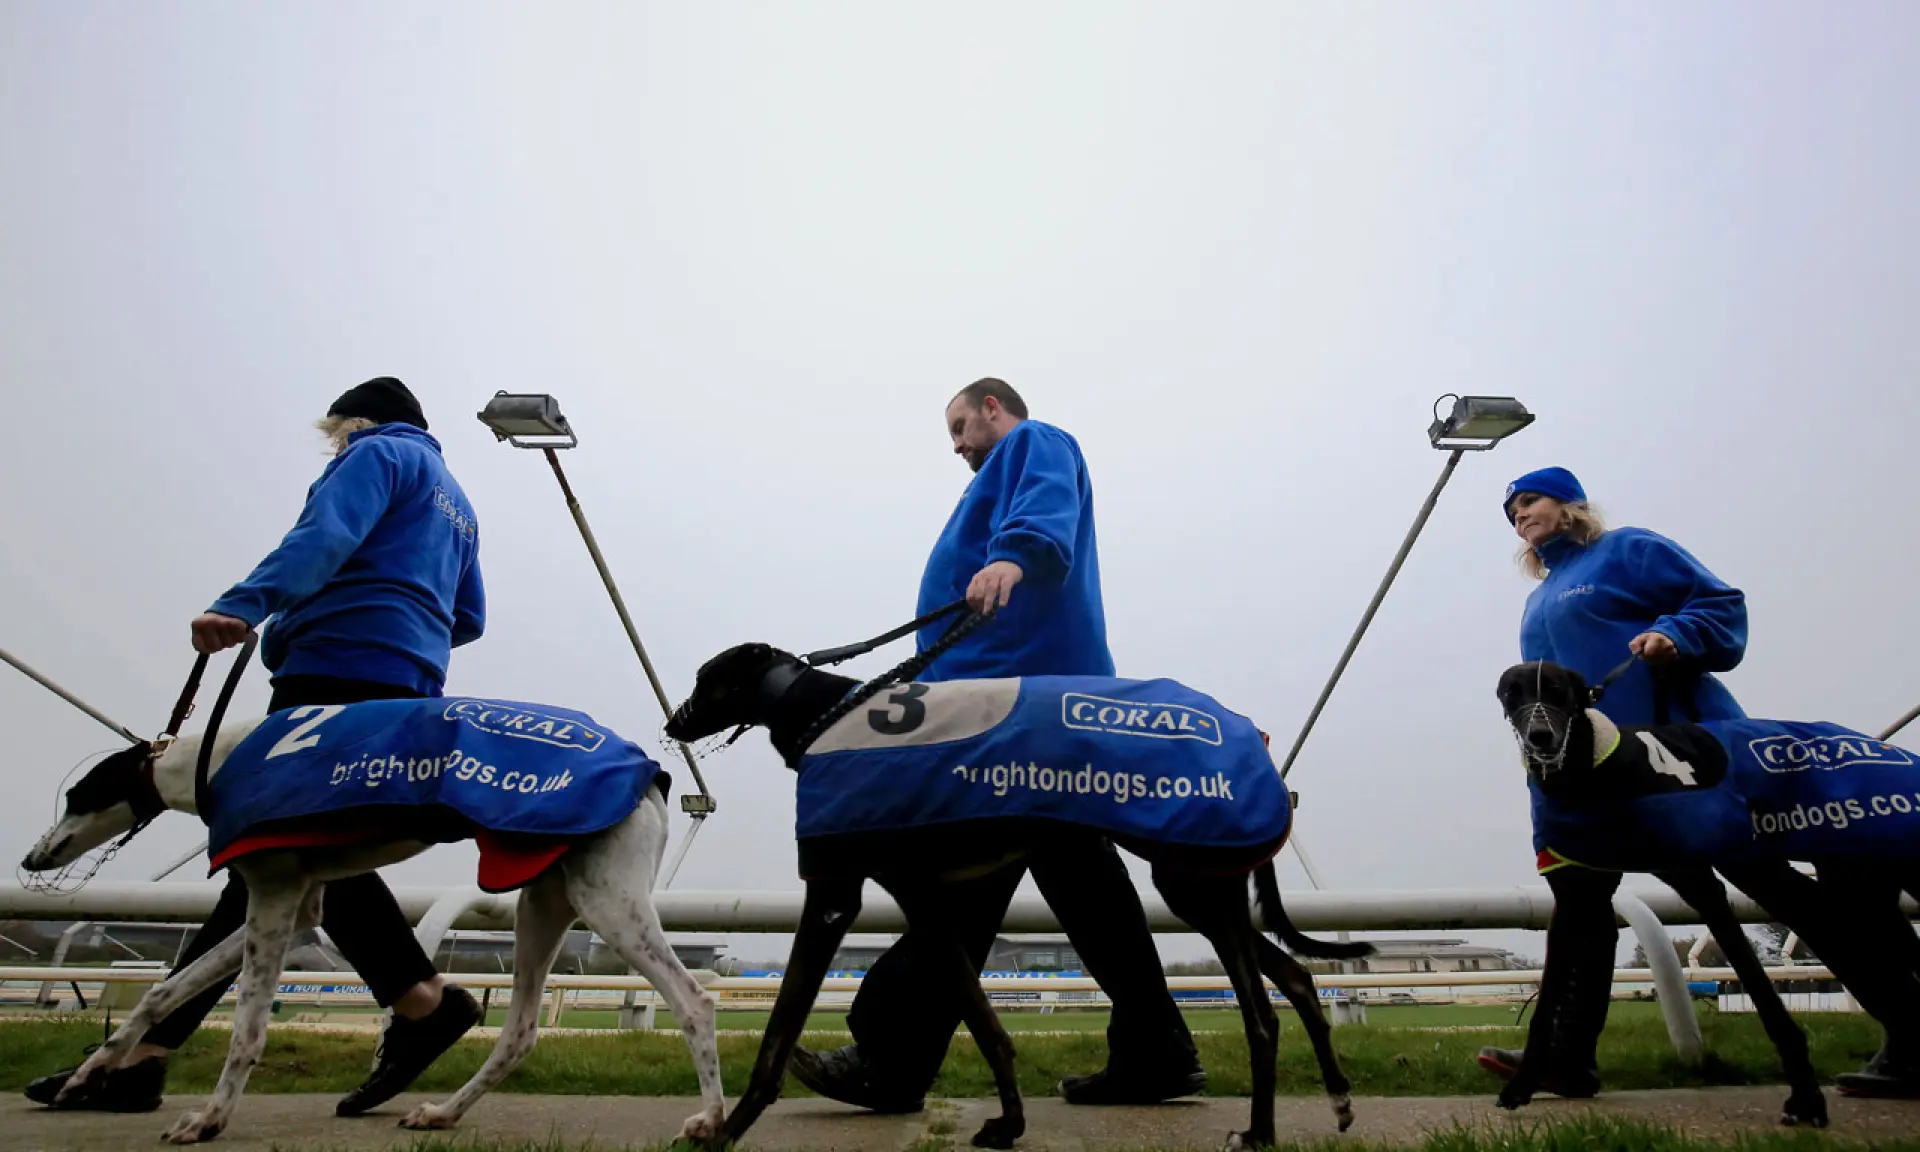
top-left (1527, 865), bottom-right (1623, 1074)
top-left (143, 674), bottom-right (442, 1050)
top-left (846, 837), bottom-right (1199, 1097)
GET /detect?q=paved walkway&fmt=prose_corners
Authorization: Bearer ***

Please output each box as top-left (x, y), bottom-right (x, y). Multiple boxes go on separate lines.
top-left (7, 1088), bottom-right (1918, 1150)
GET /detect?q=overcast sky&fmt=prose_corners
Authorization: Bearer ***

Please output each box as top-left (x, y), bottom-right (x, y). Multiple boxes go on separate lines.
top-left (4, 2), bottom-right (1916, 968)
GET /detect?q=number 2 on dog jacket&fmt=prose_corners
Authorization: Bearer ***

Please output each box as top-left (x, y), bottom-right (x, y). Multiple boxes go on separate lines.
top-left (1531, 716), bottom-right (1920, 872)
top-left (795, 676), bottom-right (1291, 851)
top-left (206, 696), bottom-right (667, 876)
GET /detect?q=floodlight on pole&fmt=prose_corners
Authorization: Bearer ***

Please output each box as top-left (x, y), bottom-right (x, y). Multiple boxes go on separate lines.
top-left (1276, 395), bottom-right (1533, 782)
top-left (477, 391), bottom-right (716, 888)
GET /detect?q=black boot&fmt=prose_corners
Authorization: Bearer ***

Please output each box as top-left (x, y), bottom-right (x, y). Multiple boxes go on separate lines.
top-left (1836, 1044), bottom-right (1920, 1099)
top-left (1059, 1060), bottom-right (1207, 1105)
top-left (335, 985), bottom-right (480, 1117)
top-left (787, 1044), bottom-right (926, 1114)
top-left (25, 1050), bottom-right (167, 1112)
top-left (1476, 1046), bottom-right (1599, 1099)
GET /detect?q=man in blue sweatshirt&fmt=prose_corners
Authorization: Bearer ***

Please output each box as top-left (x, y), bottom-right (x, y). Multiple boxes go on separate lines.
top-left (788, 378), bottom-right (1206, 1112)
top-left (26, 378), bottom-right (488, 1118)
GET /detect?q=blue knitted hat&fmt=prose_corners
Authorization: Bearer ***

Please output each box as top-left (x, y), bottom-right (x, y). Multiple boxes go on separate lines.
top-left (1503, 467), bottom-right (1585, 523)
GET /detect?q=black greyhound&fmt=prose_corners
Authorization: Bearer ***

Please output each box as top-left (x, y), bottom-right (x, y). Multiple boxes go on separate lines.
top-left (666, 642), bottom-right (1374, 1152)
top-left (1497, 660), bottom-right (1920, 1122)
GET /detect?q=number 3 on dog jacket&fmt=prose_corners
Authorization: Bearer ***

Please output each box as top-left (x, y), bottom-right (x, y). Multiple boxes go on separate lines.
top-left (205, 696), bottom-right (667, 885)
top-left (1532, 716), bottom-right (1920, 872)
top-left (795, 676), bottom-right (1292, 851)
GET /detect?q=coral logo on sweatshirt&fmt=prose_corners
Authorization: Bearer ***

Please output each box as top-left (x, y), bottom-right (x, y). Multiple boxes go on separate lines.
top-left (1061, 694), bottom-right (1224, 746)
top-left (432, 485), bottom-right (478, 541)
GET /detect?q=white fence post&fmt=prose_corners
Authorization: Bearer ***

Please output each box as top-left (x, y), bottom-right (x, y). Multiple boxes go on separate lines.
top-left (1612, 892), bottom-right (1704, 1066)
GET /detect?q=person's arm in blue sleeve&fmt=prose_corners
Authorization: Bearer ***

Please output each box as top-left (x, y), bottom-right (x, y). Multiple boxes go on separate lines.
top-left (205, 445), bottom-right (398, 627)
top-left (984, 427), bottom-right (1081, 586)
top-left (452, 555), bottom-right (486, 647)
top-left (1631, 531), bottom-right (1748, 672)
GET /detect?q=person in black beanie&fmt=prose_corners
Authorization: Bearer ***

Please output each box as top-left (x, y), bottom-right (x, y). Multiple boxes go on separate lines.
top-left (27, 376), bottom-right (489, 1118)
top-left (327, 376), bottom-right (430, 431)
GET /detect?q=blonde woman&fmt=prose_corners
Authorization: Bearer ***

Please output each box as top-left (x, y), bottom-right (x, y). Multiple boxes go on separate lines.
top-left (1480, 465), bottom-right (1749, 1099)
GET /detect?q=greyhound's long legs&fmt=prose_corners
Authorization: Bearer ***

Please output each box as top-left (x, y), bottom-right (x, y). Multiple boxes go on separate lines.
top-left (721, 874), bottom-right (862, 1149)
top-left (1157, 870), bottom-right (1278, 1150)
top-left (564, 804), bottom-right (728, 1142)
top-left (1251, 934), bottom-right (1354, 1130)
top-left (1658, 867), bottom-right (1826, 1127)
top-left (884, 874), bottom-right (1025, 1151)
top-left (165, 870), bottom-right (319, 1144)
top-left (1725, 858), bottom-right (1920, 1077)
top-left (402, 868), bottom-right (577, 1131)
top-left (57, 932), bottom-right (248, 1098)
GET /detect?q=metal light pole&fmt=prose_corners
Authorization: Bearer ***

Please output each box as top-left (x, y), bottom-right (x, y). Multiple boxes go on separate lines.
top-left (1272, 396), bottom-right (1533, 934)
top-left (1276, 395), bottom-right (1535, 781)
top-left (477, 393), bottom-right (716, 889)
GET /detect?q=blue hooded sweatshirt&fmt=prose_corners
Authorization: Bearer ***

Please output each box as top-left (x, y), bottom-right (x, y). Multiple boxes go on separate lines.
top-left (1520, 527), bottom-right (1748, 727)
top-left (208, 424), bottom-right (485, 695)
top-left (915, 419), bottom-right (1113, 681)
top-left (1521, 527), bottom-right (1749, 863)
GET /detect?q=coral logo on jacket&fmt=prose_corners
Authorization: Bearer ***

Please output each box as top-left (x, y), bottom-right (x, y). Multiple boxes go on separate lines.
top-left (1061, 694), bottom-right (1223, 746)
top-left (1749, 734), bottom-right (1913, 774)
top-left (442, 700), bottom-right (606, 753)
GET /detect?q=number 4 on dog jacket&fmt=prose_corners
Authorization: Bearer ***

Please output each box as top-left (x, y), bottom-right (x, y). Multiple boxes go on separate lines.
top-left (795, 676), bottom-right (1291, 852)
top-left (1531, 714), bottom-right (1920, 873)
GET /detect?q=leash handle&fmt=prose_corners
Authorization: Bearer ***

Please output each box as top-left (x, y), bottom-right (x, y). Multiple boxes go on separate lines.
top-left (801, 600), bottom-right (969, 668)
top-left (164, 654), bottom-right (211, 739)
top-left (194, 634), bottom-right (257, 819)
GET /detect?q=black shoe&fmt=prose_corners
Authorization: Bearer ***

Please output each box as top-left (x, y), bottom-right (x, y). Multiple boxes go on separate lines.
top-left (1476, 1046), bottom-right (1600, 1099)
top-left (335, 985), bottom-right (480, 1117)
top-left (1836, 1047), bottom-right (1920, 1099)
top-left (25, 1050), bottom-right (167, 1112)
top-left (1059, 1063), bottom-right (1207, 1105)
top-left (787, 1044), bottom-right (925, 1114)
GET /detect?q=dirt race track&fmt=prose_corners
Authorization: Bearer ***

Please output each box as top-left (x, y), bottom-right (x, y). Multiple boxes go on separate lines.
top-left (7, 1088), bottom-right (1920, 1151)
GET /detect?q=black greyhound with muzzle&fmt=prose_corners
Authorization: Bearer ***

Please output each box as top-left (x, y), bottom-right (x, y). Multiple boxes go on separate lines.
top-left (1498, 660), bottom-right (1920, 1122)
top-left (667, 641), bottom-right (1374, 1152)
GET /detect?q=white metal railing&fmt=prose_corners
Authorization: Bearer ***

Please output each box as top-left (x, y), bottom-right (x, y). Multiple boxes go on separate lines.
top-left (12, 881), bottom-right (1911, 933)
top-left (6, 880), bottom-right (1901, 1064)
top-left (0, 964), bottom-right (1837, 994)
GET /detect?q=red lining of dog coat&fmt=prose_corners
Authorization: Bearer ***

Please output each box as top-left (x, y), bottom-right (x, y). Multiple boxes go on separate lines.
top-left (209, 810), bottom-right (575, 894)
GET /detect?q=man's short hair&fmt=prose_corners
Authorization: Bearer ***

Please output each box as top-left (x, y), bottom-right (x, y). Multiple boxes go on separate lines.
top-left (954, 377), bottom-right (1029, 419)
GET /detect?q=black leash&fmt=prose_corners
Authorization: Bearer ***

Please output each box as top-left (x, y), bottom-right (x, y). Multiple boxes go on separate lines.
top-left (193, 634), bottom-right (257, 819)
top-left (800, 599), bottom-right (969, 668)
top-left (1586, 654), bottom-right (1640, 706)
top-left (787, 605), bottom-right (995, 765)
top-left (1586, 650), bottom-right (1703, 725)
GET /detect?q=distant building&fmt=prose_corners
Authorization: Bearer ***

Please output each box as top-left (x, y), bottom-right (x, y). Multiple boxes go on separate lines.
top-left (1337, 938), bottom-right (1516, 975)
top-left (827, 934), bottom-right (1083, 973)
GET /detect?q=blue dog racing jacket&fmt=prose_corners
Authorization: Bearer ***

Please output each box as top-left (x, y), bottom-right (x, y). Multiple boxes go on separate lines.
top-left (1532, 717), bottom-right (1920, 873)
top-left (206, 697), bottom-right (666, 884)
top-left (795, 676), bottom-right (1291, 851)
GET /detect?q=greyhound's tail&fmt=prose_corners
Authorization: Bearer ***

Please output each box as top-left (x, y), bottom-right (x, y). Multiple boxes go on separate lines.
top-left (1252, 858), bottom-right (1375, 960)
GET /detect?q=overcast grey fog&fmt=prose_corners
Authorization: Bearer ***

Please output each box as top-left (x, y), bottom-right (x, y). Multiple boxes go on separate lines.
top-left (3, 2), bottom-right (1916, 966)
